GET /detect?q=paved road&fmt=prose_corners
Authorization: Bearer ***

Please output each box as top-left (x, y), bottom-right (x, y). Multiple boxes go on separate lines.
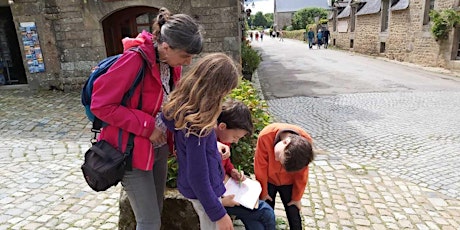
top-left (0, 36), bottom-right (459, 229)
top-left (251, 37), bottom-right (460, 228)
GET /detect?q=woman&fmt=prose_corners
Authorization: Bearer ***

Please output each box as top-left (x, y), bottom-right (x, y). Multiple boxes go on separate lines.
top-left (90, 8), bottom-right (204, 229)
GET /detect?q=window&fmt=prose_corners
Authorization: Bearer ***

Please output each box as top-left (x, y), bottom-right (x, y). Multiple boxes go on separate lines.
top-left (136, 13), bottom-right (156, 33)
top-left (423, 0), bottom-right (435, 25)
top-left (380, 42), bottom-right (386, 53)
top-left (350, 39), bottom-right (354, 48)
top-left (381, 0), bottom-right (390, 32)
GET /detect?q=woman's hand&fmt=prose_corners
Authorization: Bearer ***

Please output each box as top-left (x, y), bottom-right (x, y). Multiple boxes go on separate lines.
top-left (221, 194), bottom-right (239, 207)
top-left (149, 128), bottom-right (166, 145)
top-left (216, 214), bottom-right (234, 230)
top-left (230, 169), bottom-right (246, 182)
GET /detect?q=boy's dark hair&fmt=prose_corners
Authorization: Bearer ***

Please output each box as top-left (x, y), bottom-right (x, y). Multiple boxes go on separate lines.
top-left (217, 99), bottom-right (253, 135)
top-left (283, 134), bottom-right (314, 172)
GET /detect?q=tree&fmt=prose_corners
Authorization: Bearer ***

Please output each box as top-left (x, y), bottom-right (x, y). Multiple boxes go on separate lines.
top-left (291, 7), bottom-right (328, 30)
top-left (253, 11), bottom-right (268, 28)
top-left (264, 13), bottom-right (274, 28)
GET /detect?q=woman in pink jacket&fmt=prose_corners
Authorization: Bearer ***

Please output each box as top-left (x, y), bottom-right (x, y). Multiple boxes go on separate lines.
top-left (90, 8), bottom-right (203, 229)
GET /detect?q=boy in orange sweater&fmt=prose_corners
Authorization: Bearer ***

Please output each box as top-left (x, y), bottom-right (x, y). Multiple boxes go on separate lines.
top-left (254, 123), bottom-right (314, 230)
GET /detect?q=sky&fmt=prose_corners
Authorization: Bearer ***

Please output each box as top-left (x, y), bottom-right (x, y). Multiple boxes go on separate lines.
top-left (246, 0), bottom-right (274, 14)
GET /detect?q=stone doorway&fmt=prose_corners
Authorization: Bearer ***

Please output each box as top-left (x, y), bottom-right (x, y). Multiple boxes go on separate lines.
top-left (0, 6), bottom-right (27, 85)
top-left (102, 6), bottom-right (159, 57)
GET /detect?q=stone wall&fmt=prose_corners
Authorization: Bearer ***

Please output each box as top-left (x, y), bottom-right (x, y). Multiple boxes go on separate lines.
top-left (354, 13), bottom-right (380, 55)
top-left (10, 0), bottom-right (242, 91)
top-left (328, 0), bottom-right (459, 69)
top-left (275, 12), bottom-right (293, 30)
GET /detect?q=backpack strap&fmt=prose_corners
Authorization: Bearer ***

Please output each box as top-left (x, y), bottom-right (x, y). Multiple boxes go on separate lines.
top-left (91, 48), bottom-right (147, 140)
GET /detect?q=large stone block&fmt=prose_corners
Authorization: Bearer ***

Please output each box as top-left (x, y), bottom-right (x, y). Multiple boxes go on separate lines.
top-left (119, 188), bottom-right (200, 230)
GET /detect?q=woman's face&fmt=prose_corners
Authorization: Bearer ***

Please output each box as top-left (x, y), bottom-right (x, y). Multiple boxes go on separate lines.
top-left (162, 43), bottom-right (194, 67)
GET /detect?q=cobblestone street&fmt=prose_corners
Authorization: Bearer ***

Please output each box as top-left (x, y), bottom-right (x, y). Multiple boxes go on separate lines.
top-left (268, 91), bottom-right (460, 229)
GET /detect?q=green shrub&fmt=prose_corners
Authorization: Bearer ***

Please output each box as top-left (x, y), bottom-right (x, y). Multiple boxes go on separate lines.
top-left (226, 79), bottom-right (272, 175)
top-left (429, 9), bottom-right (460, 41)
top-left (284, 29), bottom-right (306, 40)
top-left (241, 42), bottom-right (262, 78)
top-left (166, 79), bottom-right (272, 187)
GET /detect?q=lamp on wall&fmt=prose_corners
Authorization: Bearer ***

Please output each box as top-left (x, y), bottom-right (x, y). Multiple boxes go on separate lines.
top-left (8, 0), bottom-right (14, 5)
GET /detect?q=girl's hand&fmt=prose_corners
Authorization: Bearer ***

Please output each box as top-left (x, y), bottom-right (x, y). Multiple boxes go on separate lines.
top-left (217, 142), bottom-right (230, 160)
top-left (221, 194), bottom-right (239, 207)
top-left (230, 169), bottom-right (246, 182)
top-left (216, 214), bottom-right (234, 230)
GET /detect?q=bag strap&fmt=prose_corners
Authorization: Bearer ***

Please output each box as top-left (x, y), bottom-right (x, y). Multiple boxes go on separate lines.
top-left (120, 50), bottom-right (147, 171)
top-left (123, 57), bottom-right (146, 171)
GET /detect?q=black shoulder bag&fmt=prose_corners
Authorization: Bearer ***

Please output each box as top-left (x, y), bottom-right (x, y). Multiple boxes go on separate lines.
top-left (81, 54), bottom-right (146, 192)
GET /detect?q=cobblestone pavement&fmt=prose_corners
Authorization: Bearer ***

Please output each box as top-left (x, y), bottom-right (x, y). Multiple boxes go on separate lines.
top-left (268, 92), bottom-right (460, 230)
top-left (1, 73), bottom-right (460, 229)
top-left (249, 38), bottom-right (460, 229)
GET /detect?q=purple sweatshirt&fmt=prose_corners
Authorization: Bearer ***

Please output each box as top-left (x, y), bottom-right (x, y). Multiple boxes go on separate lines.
top-left (162, 114), bottom-right (227, 222)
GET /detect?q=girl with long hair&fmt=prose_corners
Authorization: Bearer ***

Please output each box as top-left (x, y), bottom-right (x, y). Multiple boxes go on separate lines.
top-left (162, 53), bottom-right (240, 230)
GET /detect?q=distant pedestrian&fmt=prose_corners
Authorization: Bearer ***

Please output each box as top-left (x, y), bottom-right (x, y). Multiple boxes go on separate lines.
top-left (260, 31), bottom-right (264, 41)
top-left (278, 30), bottom-right (284, 42)
top-left (317, 30), bottom-right (323, 49)
top-left (255, 32), bottom-right (259, 41)
top-left (323, 28), bottom-right (330, 49)
top-left (250, 32), bottom-right (253, 42)
top-left (307, 28), bottom-right (314, 49)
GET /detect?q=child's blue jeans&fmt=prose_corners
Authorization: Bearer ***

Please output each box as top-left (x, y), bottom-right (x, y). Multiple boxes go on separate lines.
top-left (226, 200), bottom-right (276, 230)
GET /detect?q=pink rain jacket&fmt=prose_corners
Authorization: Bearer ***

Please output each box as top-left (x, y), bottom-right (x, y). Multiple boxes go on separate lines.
top-left (91, 31), bottom-right (181, 170)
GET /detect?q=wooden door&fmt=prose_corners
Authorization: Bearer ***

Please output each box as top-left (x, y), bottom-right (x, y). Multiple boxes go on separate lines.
top-left (102, 6), bottom-right (158, 56)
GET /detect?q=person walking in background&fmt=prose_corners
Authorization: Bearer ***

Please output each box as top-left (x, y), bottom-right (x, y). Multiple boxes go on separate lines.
top-left (278, 30), bottom-right (284, 42)
top-left (307, 28), bottom-right (314, 49)
top-left (161, 53), bottom-right (240, 230)
top-left (317, 29), bottom-right (323, 49)
top-left (254, 123), bottom-right (315, 230)
top-left (90, 8), bottom-right (204, 230)
top-left (255, 32), bottom-right (259, 41)
top-left (260, 30), bottom-right (264, 42)
top-left (216, 99), bottom-right (276, 230)
top-left (323, 28), bottom-right (330, 49)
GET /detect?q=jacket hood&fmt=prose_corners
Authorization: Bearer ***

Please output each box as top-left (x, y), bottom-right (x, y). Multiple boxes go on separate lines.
top-left (122, 30), bottom-right (156, 64)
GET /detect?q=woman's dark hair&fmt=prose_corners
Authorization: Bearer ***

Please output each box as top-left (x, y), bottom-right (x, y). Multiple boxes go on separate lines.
top-left (153, 7), bottom-right (203, 54)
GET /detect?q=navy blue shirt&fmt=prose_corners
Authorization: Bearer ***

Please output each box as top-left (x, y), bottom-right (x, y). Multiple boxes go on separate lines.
top-left (162, 114), bottom-right (227, 222)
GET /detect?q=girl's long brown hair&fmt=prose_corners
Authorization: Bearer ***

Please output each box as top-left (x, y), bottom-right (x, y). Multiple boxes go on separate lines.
top-left (163, 53), bottom-right (239, 137)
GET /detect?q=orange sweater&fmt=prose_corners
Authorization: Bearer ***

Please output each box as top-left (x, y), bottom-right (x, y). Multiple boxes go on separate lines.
top-left (254, 123), bottom-right (312, 201)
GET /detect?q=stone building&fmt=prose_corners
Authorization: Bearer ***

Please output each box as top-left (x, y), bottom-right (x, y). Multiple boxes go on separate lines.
top-left (0, 0), bottom-right (244, 91)
top-left (274, 0), bottom-right (329, 30)
top-left (329, 0), bottom-right (460, 70)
